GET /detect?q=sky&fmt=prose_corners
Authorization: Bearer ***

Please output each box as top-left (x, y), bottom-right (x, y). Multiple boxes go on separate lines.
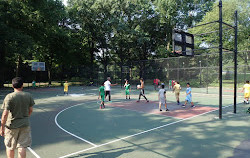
top-left (62, 0), bottom-right (68, 6)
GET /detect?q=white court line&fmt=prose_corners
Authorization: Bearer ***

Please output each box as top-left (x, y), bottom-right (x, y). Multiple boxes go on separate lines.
top-left (59, 104), bottom-right (226, 158)
top-left (28, 147), bottom-right (41, 158)
top-left (55, 102), bottom-right (98, 147)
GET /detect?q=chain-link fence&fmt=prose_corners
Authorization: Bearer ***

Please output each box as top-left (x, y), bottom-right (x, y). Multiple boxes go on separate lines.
top-left (3, 51), bottom-right (249, 91)
top-left (128, 51), bottom-right (249, 94)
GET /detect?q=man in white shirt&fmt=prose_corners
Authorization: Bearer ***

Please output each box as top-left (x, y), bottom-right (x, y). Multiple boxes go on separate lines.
top-left (104, 77), bottom-right (117, 102)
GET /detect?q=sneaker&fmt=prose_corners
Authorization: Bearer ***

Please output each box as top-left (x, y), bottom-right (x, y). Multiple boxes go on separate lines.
top-left (166, 109), bottom-right (169, 111)
top-left (136, 100), bottom-right (140, 102)
top-left (99, 106), bottom-right (102, 109)
top-left (191, 105), bottom-right (195, 108)
top-left (103, 105), bottom-right (105, 108)
top-left (147, 100), bottom-right (149, 102)
top-left (182, 105), bottom-right (186, 108)
top-left (160, 109), bottom-right (162, 111)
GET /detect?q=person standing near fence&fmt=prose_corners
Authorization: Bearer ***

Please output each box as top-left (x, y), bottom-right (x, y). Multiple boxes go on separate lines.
top-left (64, 81), bottom-right (69, 95)
top-left (32, 80), bottom-right (36, 89)
top-left (154, 78), bottom-right (160, 90)
top-left (137, 78), bottom-right (149, 102)
top-left (243, 80), bottom-right (250, 104)
top-left (0, 77), bottom-right (35, 158)
top-left (169, 80), bottom-right (172, 89)
top-left (173, 81), bottom-right (181, 105)
top-left (104, 77), bottom-right (117, 102)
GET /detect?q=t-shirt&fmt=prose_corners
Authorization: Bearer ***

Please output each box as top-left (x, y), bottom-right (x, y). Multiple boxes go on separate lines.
top-left (104, 80), bottom-right (111, 91)
top-left (99, 86), bottom-right (105, 95)
top-left (32, 81), bottom-right (36, 87)
top-left (159, 89), bottom-right (166, 99)
top-left (64, 83), bottom-right (69, 91)
top-left (186, 87), bottom-right (192, 97)
top-left (1, 91), bottom-right (35, 129)
top-left (64, 83), bottom-right (69, 88)
top-left (125, 84), bottom-right (131, 90)
top-left (243, 84), bottom-right (250, 93)
top-left (173, 84), bottom-right (181, 93)
top-left (169, 80), bottom-right (172, 85)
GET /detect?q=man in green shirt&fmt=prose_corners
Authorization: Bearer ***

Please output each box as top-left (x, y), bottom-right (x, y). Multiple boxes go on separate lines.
top-left (98, 82), bottom-right (105, 109)
top-left (1, 77), bottom-right (35, 158)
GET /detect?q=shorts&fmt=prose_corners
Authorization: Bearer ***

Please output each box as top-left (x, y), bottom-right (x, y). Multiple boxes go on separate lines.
top-left (175, 92), bottom-right (180, 99)
top-left (4, 126), bottom-right (32, 150)
top-left (244, 93), bottom-right (249, 98)
top-left (64, 88), bottom-right (68, 92)
top-left (101, 95), bottom-right (105, 102)
top-left (125, 90), bottom-right (130, 95)
top-left (185, 95), bottom-right (192, 103)
top-left (159, 98), bottom-right (166, 104)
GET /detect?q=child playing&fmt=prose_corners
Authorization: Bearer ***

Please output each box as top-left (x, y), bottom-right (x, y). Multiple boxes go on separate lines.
top-left (137, 78), bottom-right (149, 102)
top-left (124, 80), bottom-right (131, 99)
top-left (158, 84), bottom-right (169, 111)
top-left (32, 80), bottom-right (36, 89)
top-left (243, 80), bottom-right (250, 104)
top-left (173, 81), bottom-right (181, 105)
top-left (182, 83), bottom-right (195, 108)
top-left (98, 82), bottom-right (105, 109)
top-left (64, 81), bottom-right (69, 95)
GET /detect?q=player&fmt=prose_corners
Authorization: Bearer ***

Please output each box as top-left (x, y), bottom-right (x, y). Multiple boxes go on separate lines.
top-left (98, 82), bottom-right (105, 109)
top-left (169, 80), bottom-right (172, 89)
top-left (172, 80), bottom-right (176, 89)
top-left (104, 77), bottom-right (117, 102)
top-left (32, 80), bottom-right (36, 89)
top-left (64, 81), bottom-right (69, 95)
top-left (154, 78), bottom-right (160, 90)
top-left (137, 78), bottom-right (149, 102)
top-left (173, 81), bottom-right (181, 105)
top-left (124, 79), bottom-right (131, 99)
top-left (243, 80), bottom-right (250, 104)
top-left (182, 83), bottom-right (195, 108)
top-left (158, 84), bottom-right (169, 111)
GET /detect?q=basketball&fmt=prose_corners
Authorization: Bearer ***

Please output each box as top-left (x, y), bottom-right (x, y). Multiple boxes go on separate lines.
top-left (137, 85), bottom-right (140, 89)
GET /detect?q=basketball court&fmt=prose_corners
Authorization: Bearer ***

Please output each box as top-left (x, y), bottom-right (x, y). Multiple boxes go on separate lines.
top-left (1, 86), bottom-right (249, 158)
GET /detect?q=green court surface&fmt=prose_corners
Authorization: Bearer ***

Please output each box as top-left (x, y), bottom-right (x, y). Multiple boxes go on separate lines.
top-left (0, 86), bottom-right (250, 158)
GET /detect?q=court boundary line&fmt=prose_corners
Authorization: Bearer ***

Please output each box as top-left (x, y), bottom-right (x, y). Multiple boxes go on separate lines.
top-left (59, 102), bottom-right (238, 158)
top-left (28, 147), bottom-right (41, 158)
top-left (54, 103), bottom-right (98, 147)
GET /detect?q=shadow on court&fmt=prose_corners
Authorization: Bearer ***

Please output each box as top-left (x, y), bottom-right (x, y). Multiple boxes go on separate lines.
top-left (68, 149), bottom-right (134, 158)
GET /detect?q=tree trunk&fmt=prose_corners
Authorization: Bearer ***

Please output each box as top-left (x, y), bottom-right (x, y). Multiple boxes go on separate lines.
top-left (16, 54), bottom-right (22, 77)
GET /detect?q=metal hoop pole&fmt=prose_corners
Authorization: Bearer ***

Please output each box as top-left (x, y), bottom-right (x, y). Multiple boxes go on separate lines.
top-left (219, 0), bottom-right (223, 119)
top-left (234, 11), bottom-right (238, 113)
